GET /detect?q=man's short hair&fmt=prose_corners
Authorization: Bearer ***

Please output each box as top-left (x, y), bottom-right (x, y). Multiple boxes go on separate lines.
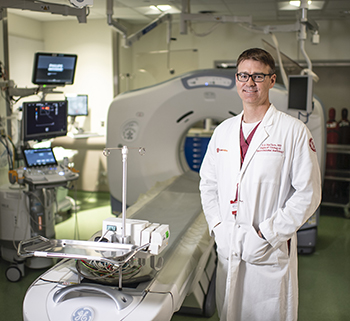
top-left (237, 48), bottom-right (276, 74)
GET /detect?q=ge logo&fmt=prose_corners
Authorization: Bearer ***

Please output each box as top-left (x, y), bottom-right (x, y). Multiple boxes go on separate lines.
top-left (72, 307), bottom-right (94, 321)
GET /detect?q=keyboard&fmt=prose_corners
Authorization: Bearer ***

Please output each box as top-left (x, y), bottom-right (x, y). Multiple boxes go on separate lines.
top-left (44, 173), bottom-right (67, 182)
top-left (24, 166), bottom-right (76, 184)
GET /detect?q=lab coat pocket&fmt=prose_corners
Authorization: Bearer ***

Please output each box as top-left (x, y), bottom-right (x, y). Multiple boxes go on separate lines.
top-left (252, 153), bottom-right (284, 184)
top-left (214, 222), bottom-right (232, 261)
top-left (242, 227), bottom-right (278, 265)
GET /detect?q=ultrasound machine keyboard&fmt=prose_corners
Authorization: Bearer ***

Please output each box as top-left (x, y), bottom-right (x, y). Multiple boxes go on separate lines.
top-left (22, 147), bottom-right (79, 185)
top-left (24, 166), bottom-right (74, 184)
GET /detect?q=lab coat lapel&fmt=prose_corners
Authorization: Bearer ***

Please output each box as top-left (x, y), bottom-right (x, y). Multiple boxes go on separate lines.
top-left (240, 106), bottom-right (275, 175)
top-left (229, 113), bottom-right (243, 195)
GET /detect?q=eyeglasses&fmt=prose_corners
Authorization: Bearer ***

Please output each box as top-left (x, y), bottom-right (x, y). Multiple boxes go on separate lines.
top-left (236, 72), bottom-right (273, 83)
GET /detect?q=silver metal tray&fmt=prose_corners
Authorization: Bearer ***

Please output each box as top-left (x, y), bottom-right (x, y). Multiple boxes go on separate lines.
top-left (18, 236), bottom-right (138, 265)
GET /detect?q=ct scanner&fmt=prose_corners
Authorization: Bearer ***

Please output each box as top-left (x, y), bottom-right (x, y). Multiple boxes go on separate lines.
top-left (21, 69), bottom-right (325, 321)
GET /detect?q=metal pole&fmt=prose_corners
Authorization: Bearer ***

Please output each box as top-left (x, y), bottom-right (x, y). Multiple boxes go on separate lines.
top-left (118, 266), bottom-right (123, 290)
top-left (2, 8), bottom-right (11, 137)
top-left (121, 145), bottom-right (128, 244)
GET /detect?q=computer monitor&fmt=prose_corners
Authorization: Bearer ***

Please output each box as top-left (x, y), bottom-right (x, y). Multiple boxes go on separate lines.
top-left (66, 94), bottom-right (88, 117)
top-left (287, 74), bottom-right (313, 114)
top-left (22, 147), bottom-right (58, 168)
top-left (32, 52), bottom-right (77, 86)
top-left (22, 100), bottom-right (68, 142)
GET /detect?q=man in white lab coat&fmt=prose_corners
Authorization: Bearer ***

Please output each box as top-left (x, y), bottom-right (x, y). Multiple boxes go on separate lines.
top-left (199, 48), bottom-right (321, 321)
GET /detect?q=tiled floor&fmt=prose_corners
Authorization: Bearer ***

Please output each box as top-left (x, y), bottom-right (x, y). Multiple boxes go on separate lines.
top-left (0, 190), bottom-right (349, 320)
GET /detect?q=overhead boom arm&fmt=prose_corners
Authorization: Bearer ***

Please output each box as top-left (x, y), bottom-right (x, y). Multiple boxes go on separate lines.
top-left (106, 0), bottom-right (172, 48)
top-left (0, 0), bottom-right (88, 23)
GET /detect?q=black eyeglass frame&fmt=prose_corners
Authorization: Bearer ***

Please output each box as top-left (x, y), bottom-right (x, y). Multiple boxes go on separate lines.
top-left (236, 72), bottom-right (274, 83)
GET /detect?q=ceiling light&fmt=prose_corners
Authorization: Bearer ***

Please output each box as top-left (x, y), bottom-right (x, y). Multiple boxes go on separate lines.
top-left (149, 5), bottom-right (172, 12)
top-left (157, 5), bottom-right (171, 11)
top-left (289, 1), bottom-right (312, 7)
top-left (289, 1), bottom-right (300, 7)
top-left (278, 1), bottom-right (324, 11)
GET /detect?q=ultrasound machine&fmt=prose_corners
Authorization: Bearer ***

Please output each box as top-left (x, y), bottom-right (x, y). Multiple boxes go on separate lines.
top-left (0, 95), bottom-right (79, 281)
top-left (22, 147), bottom-right (78, 184)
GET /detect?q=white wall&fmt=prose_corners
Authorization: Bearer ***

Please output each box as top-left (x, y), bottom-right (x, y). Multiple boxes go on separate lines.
top-left (41, 18), bottom-right (114, 133)
top-left (8, 12), bottom-right (44, 41)
top-left (9, 35), bottom-right (44, 87)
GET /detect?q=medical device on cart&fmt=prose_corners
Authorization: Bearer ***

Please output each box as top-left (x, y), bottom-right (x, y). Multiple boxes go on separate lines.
top-left (20, 146), bottom-right (216, 321)
top-left (0, 98), bottom-right (79, 281)
top-left (0, 146), bottom-right (79, 282)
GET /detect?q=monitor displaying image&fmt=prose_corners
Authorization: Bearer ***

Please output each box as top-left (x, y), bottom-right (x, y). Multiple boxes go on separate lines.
top-left (32, 52), bottom-right (77, 86)
top-left (22, 100), bottom-right (68, 141)
top-left (22, 147), bottom-right (58, 168)
top-left (66, 94), bottom-right (88, 116)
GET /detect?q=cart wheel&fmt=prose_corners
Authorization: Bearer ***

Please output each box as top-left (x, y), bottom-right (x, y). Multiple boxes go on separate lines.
top-left (5, 265), bottom-right (22, 282)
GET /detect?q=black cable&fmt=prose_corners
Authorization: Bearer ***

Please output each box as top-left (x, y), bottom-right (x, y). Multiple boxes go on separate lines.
top-left (0, 135), bottom-right (13, 170)
top-left (5, 136), bottom-right (13, 170)
top-left (5, 135), bottom-right (17, 168)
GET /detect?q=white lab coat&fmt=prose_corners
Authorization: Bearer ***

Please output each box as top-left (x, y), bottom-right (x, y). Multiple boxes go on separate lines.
top-left (199, 105), bottom-right (321, 321)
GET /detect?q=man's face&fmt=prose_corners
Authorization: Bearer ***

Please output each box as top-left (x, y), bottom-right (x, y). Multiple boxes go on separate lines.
top-left (236, 59), bottom-right (276, 108)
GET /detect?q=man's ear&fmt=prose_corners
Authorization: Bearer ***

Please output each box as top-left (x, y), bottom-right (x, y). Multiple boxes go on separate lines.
top-left (269, 74), bottom-right (277, 88)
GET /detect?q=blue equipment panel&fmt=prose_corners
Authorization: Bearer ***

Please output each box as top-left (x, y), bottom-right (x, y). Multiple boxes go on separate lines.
top-left (184, 136), bottom-right (211, 172)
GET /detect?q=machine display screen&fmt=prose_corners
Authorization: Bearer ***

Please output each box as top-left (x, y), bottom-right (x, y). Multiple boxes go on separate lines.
top-left (32, 52), bottom-right (77, 86)
top-left (185, 76), bottom-right (233, 88)
top-left (66, 94), bottom-right (88, 116)
top-left (22, 147), bottom-right (58, 168)
top-left (288, 75), bottom-right (313, 113)
top-left (182, 75), bottom-right (235, 89)
top-left (22, 100), bottom-right (68, 141)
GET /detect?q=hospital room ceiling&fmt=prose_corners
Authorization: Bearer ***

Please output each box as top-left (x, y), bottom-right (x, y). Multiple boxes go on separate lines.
top-left (5, 0), bottom-right (350, 24)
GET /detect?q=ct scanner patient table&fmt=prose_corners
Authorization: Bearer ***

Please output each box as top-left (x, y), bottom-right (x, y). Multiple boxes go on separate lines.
top-left (21, 171), bottom-right (217, 321)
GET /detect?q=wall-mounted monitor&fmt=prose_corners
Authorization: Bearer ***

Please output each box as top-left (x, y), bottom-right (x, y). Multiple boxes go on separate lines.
top-left (32, 52), bottom-right (77, 86)
top-left (287, 74), bottom-right (313, 114)
top-left (66, 94), bottom-right (88, 117)
top-left (22, 100), bottom-right (68, 142)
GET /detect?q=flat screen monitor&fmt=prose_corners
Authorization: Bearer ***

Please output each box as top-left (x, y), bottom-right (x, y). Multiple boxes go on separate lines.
top-left (22, 100), bottom-right (68, 142)
top-left (287, 75), bottom-right (313, 114)
top-left (32, 52), bottom-right (77, 86)
top-left (22, 147), bottom-right (58, 168)
top-left (66, 94), bottom-right (88, 116)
